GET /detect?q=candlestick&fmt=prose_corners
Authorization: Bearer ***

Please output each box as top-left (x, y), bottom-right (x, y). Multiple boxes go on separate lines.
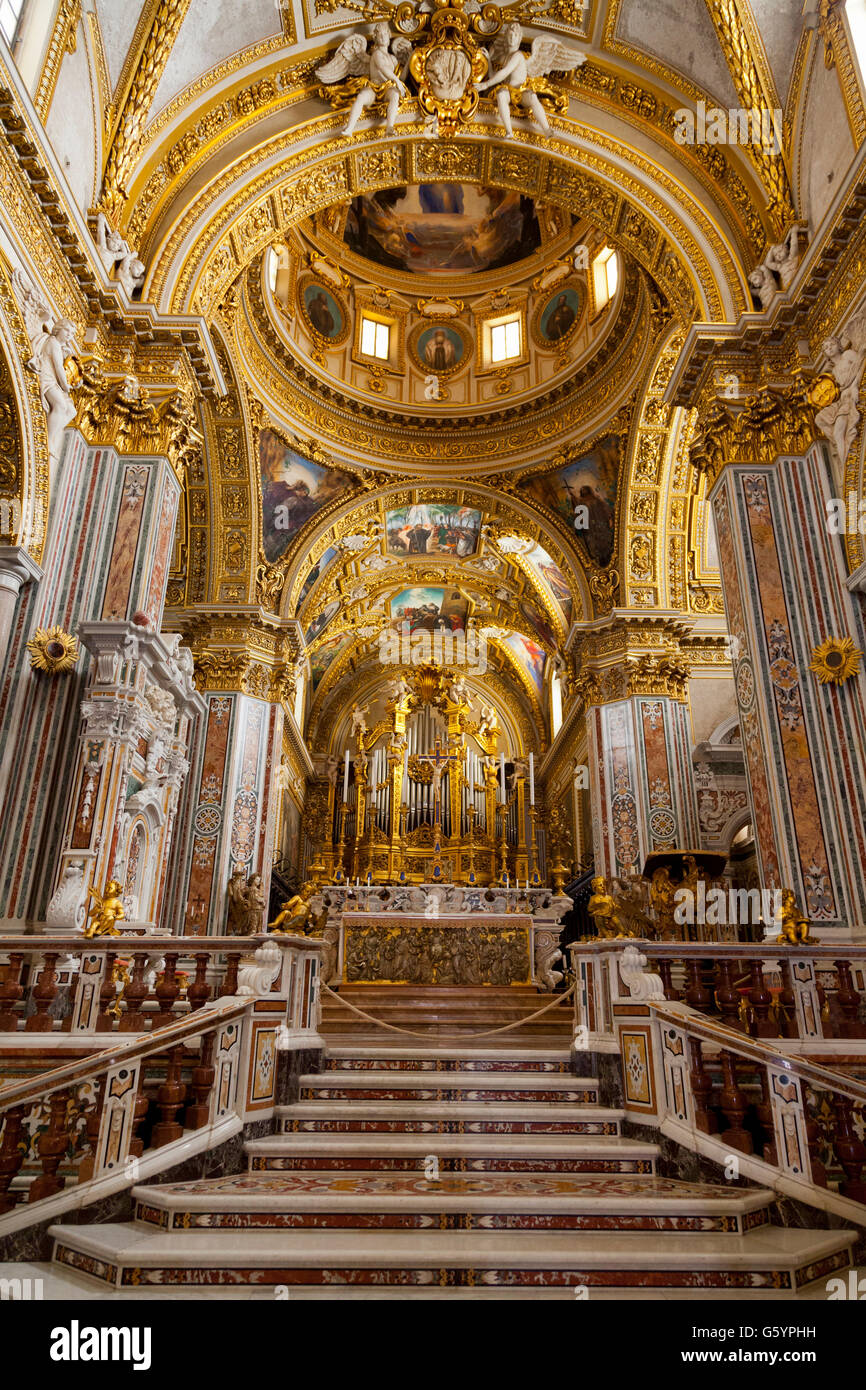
top-left (343, 748), bottom-right (350, 800)
top-left (529, 752), bottom-right (535, 806)
top-left (500, 751), bottom-right (506, 800)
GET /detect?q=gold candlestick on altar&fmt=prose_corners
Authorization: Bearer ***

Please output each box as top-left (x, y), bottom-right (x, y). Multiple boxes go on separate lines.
top-left (466, 803), bottom-right (477, 885)
top-left (529, 805), bottom-right (542, 887)
top-left (334, 800), bottom-right (349, 884)
top-left (498, 802), bottom-right (509, 887)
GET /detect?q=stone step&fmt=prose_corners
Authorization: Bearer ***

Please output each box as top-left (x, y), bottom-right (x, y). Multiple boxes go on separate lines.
top-left (245, 1132), bottom-right (658, 1174)
top-left (278, 1101), bottom-right (622, 1135)
top-left (131, 1172), bottom-right (776, 1236)
top-left (323, 1046), bottom-right (574, 1072)
top-left (49, 1222), bottom-right (855, 1292)
top-left (300, 1072), bottom-right (597, 1102)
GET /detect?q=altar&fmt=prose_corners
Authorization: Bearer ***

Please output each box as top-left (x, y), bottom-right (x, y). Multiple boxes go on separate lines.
top-left (312, 882), bottom-right (572, 990)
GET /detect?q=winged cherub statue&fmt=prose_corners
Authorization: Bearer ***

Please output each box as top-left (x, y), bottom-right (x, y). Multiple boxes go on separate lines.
top-left (317, 23), bottom-right (413, 137)
top-left (477, 25), bottom-right (585, 137)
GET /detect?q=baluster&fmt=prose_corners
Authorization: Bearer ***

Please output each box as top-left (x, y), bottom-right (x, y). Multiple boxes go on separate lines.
top-left (153, 953), bottom-right (180, 1027)
top-left (716, 959), bottom-right (745, 1032)
top-left (76, 1077), bottom-right (106, 1183)
top-left (684, 959), bottom-right (712, 1013)
top-left (755, 1069), bottom-right (777, 1165)
top-left (130, 1078), bottom-right (149, 1159)
top-left (222, 952), bottom-right (241, 998)
top-left (0, 1106), bottom-right (27, 1213)
top-left (29, 1089), bottom-right (70, 1202)
top-left (188, 953), bottom-right (211, 1012)
top-left (834, 960), bottom-right (866, 1039)
top-left (747, 960), bottom-right (775, 1037)
top-left (184, 1034), bottom-right (215, 1130)
top-left (803, 1085), bottom-right (828, 1188)
top-left (151, 1046), bottom-right (187, 1147)
top-left (779, 961), bottom-right (799, 1039)
top-left (25, 952), bottom-right (59, 1031)
top-left (718, 1051), bottom-right (753, 1153)
top-left (832, 1095), bottom-right (866, 1202)
top-left (119, 952), bottom-right (149, 1032)
top-left (688, 1038), bottom-right (717, 1134)
top-left (95, 952), bottom-right (117, 1031)
top-left (0, 954), bottom-right (24, 1031)
top-left (656, 958), bottom-right (678, 1001)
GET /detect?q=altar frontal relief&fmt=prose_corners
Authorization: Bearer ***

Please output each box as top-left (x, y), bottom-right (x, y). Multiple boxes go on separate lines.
top-left (260, 429), bottom-right (350, 564)
top-left (386, 503), bottom-right (481, 556)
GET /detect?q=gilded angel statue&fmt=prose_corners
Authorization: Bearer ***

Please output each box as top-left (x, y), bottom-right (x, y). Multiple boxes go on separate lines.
top-left (316, 23), bottom-right (413, 137)
top-left (477, 25), bottom-right (586, 137)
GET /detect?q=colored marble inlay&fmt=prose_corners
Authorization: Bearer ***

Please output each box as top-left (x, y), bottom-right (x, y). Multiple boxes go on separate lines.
top-left (101, 464), bottom-right (149, 620)
top-left (741, 474), bottom-right (836, 918)
top-left (712, 486), bottom-right (780, 886)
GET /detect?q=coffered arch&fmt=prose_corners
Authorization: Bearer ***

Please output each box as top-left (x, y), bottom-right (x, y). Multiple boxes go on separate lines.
top-left (143, 128), bottom-right (749, 325)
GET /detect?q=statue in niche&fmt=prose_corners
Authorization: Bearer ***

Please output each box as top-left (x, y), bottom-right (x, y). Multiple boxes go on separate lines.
top-left (316, 25), bottom-right (412, 137)
top-left (476, 26), bottom-right (585, 138)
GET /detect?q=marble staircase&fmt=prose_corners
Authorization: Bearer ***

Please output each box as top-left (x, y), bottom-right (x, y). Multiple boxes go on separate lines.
top-left (47, 1037), bottom-right (856, 1296)
top-left (320, 985), bottom-right (575, 1036)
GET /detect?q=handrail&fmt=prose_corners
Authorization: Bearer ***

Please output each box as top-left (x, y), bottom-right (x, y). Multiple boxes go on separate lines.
top-left (0, 997), bottom-right (248, 1107)
top-left (650, 1001), bottom-right (866, 1104)
top-left (570, 938), bottom-right (866, 958)
top-left (0, 933), bottom-right (310, 950)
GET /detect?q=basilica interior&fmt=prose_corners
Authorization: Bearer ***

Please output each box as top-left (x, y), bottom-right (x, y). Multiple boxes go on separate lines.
top-left (1, 0), bottom-right (866, 1311)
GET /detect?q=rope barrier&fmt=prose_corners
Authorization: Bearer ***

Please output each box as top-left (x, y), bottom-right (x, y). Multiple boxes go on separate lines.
top-left (320, 981), bottom-right (575, 1040)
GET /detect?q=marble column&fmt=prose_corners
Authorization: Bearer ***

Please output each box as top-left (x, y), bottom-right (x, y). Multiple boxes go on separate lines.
top-left (577, 618), bottom-right (700, 879)
top-left (0, 545), bottom-right (41, 668)
top-left (586, 693), bottom-right (700, 879)
top-left (45, 621), bottom-right (204, 934)
top-left (709, 439), bottom-right (866, 935)
top-left (0, 433), bottom-right (181, 929)
top-left (166, 687), bottom-right (284, 936)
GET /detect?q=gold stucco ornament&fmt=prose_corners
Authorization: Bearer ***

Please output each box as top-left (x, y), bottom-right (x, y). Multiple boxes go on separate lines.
top-left (26, 626), bottom-right (79, 674)
top-left (808, 635), bottom-right (862, 685)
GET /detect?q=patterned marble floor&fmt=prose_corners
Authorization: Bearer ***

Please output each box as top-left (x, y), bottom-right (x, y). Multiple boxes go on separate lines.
top-left (141, 1173), bottom-right (771, 1201)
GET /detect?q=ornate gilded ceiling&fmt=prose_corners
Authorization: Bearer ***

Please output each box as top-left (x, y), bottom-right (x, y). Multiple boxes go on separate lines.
top-left (5, 0), bottom-right (845, 766)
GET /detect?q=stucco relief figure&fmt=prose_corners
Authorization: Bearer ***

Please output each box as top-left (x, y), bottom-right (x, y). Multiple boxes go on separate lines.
top-left (317, 25), bottom-right (412, 137)
top-left (227, 869), bottom-right (267, 936)
top-left (763, 225), bottom-right (802, 291)
top-left (32, 319), bottom-right (78, 463)
top-left (748, 263), bottom-right (776, 310)
top-left (815, 318), bottom-right (866, 464)
top-left (94, 213), bottom-right (145, 298)
top-left (477, 26), bottom-right (585, 137)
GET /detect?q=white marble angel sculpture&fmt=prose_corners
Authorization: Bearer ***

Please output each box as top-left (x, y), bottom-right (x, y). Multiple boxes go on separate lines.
top-left (815, 307), bottom-right (866, 465)
top-left (13, 268), bottom-right (79, 462)
top-left (477, 25), bottom-right (585, 137)
top-left (316, 23), bottom-right (412, 137)
top-left (94, 212), bottom-right (145, 298)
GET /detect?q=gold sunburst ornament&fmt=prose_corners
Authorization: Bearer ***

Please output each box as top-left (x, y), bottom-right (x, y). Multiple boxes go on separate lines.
top-left (809, 636), bottom-right (862, 685)
top-left (26, 626), bottom-right (79, 674)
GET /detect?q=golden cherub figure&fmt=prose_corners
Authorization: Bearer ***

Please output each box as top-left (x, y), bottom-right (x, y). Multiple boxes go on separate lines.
top-left (776, 888), bottom-right (810, 945)
top-left (269, 880), bottom-right (316, 935)
top-left (84, 879), bottom-right (125, 938)
top-left (587, 875), bottom-right (618, 938)
top-left (650, 865), bottom-right (678, 940)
